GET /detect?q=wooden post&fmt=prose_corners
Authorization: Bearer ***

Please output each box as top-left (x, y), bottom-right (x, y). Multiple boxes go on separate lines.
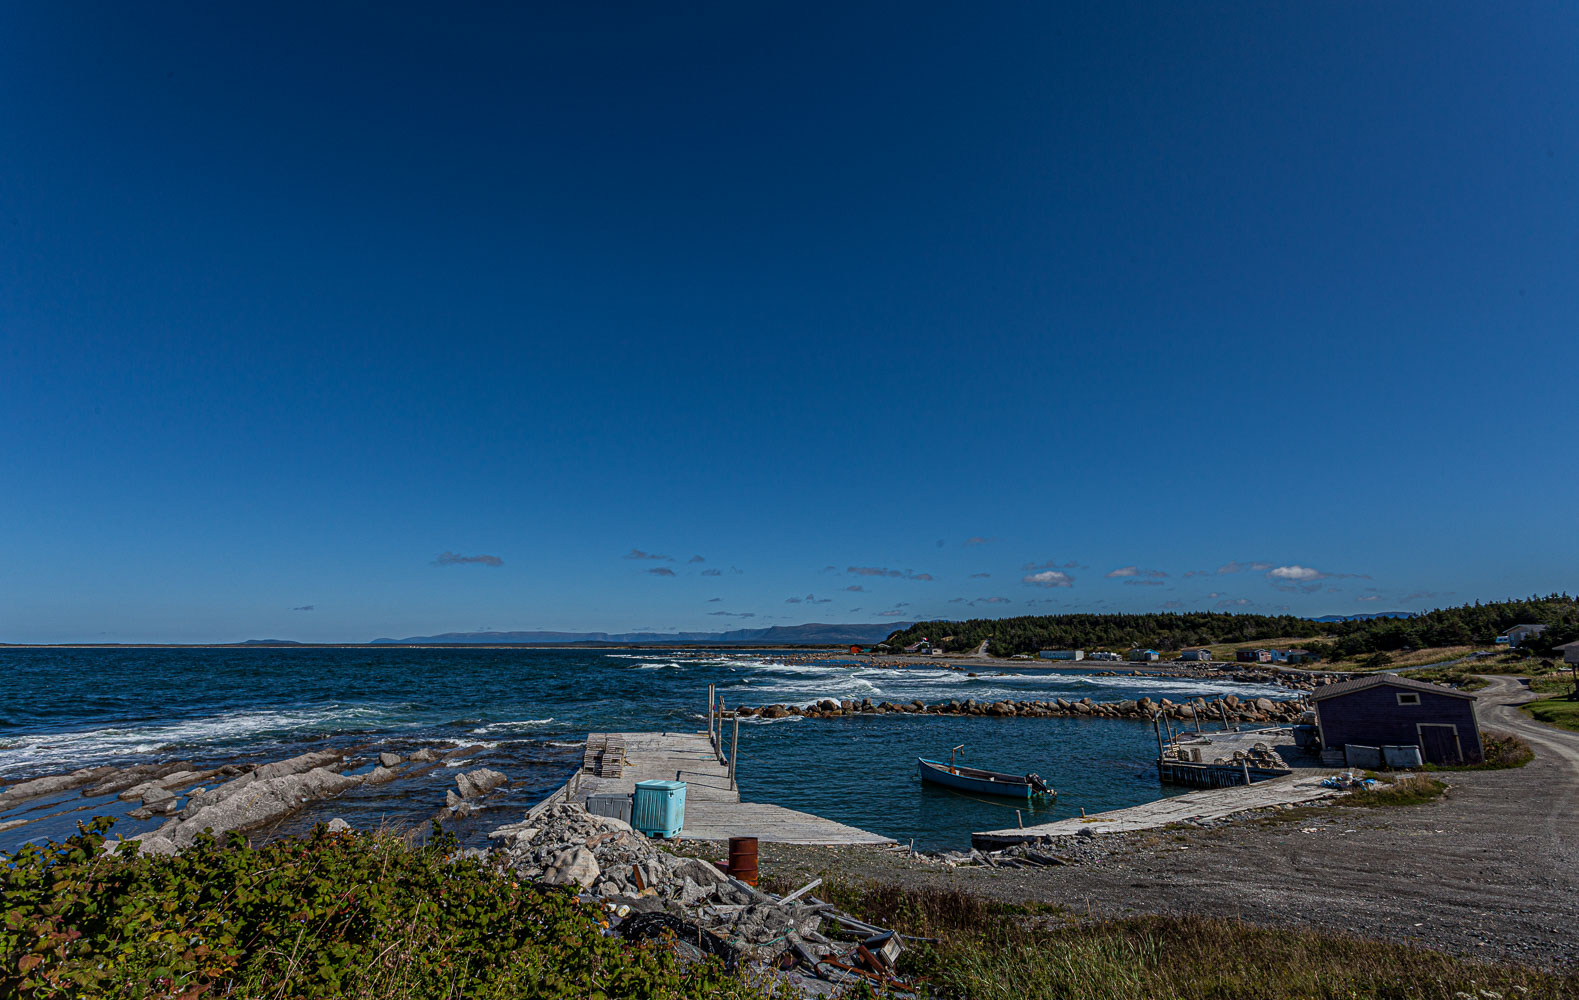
top-left (1241, 759), bottom-right (1251, 785)
top-left (707, 684), bottom-right (715, 746)
top-left (716, 699), bottom-right (727, 763)
top-left (729, 714), bottom-right (740, 789)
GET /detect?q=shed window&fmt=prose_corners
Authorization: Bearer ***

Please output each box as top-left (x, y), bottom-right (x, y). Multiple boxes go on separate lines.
top-left (1396, 692), bottom-right (1420, 706)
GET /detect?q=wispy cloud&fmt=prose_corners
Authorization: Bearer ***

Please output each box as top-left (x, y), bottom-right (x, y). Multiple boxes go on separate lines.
top-left (968, 572), bottom-right (991, 579)
top-left (964, 536), bottom-right (995, 546)
top-left (1108, 566), bottom-right (1167, 579)
top-left (687, 555), bottom-right (706, 564)
top-left (1182, 570), bottom-right (1209, 578)
top-left (948, 597), bottom-right (968, 603)
top-left (647, 567), bottom-right (676, 577)
top-left (1124, 579), bottom-right (1165, 587)
top-left (1208, 592), bottom-right (1225, 599)
top-left (1023, 559), bottom-right (1082, 571)
top-left (847, 566), bottom-right (933, 581)
top-left (876, 610), bottom-right (907, 617)
top-left (707, 597), bottom-right (722, 602)
top-left (1356, 595), bottom-right (1384, 602)
top-left (979, 596), bottom-right (1011, 604)
top-left (700, 568), bottom-right (722, 577)
top-left (1160, 600), bottom-right (1185, 609)
top-left (434, 552), bottom-right (504, 567)
top-left (845, 584), bottom-right (864, 592)
top-left (708, 610), bottom-right (757, 617)
top-left (1216, 597), bottom-right (1253, 607)
top-left (785, 596), bottom-right (802, 603)
top-left (1023, 570), bottom-right (1074, 588)
top-left (624, 549), bottom-right (671, 561)
top-left (1216, 560), bottom-right (1272, 575)
top-left (1404, 591), bottom-right (1450, 601)
top-left (290, 605), bottom-right (314, 612)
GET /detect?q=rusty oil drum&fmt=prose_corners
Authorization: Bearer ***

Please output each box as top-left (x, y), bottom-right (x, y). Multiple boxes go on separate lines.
top-left (727, 836), bottom-right (759, 886)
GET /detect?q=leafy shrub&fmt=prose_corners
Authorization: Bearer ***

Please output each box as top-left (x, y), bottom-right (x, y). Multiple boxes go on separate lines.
top-left (0, 818), bottom-right (776, 1000)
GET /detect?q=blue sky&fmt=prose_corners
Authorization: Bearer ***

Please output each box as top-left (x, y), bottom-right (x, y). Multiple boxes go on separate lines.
top-left (3, 3), bottom-right (1576, 643)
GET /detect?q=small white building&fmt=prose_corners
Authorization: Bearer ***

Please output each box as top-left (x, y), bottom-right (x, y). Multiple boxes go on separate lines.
top-left (1178, 649), bottom-right (1212, 662)
top-left (1501, 624), bottom-right (1549, 647)
top-left (1127, 648), bottom-right (1161, 662)
top-left (1039, 649), bottom-right (1085, 661)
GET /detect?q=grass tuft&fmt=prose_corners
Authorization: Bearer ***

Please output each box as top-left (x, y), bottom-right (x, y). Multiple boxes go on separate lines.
top-left (1338, 773), bottom-right (1447, 808)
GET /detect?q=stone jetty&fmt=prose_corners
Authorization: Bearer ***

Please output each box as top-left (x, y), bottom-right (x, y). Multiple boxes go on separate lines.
top-left (732, 691), bottom-right (1312, 725)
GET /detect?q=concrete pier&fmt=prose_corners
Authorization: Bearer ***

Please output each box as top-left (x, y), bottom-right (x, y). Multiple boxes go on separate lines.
top-left (533, 731), bottom-right (893, 845)
top-left (972, 773), bottom-right (1341, 849)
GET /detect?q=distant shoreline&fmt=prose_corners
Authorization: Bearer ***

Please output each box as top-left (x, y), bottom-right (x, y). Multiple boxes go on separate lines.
top-left (0, 642), bottom-right (857, 650)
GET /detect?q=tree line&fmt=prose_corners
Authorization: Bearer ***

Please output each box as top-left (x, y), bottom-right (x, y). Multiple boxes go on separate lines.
top-left (881, 594), bottom-right (1579, 661)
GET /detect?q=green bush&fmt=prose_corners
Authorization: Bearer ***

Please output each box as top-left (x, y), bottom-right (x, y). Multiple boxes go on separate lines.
top-left (0, 818), bottom-right (777, 1000)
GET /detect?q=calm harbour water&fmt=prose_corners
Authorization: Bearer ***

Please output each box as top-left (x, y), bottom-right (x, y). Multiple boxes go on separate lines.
top-left (0, 648), bottom-right (1290, 850)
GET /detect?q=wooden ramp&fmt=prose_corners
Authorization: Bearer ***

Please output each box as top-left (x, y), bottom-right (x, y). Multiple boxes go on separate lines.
top-left (542, 731), bottom-right (892, 845)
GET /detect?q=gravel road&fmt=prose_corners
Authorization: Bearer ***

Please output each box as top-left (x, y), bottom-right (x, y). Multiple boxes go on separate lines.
top-left (750, 675), bottom-right (1579, 968)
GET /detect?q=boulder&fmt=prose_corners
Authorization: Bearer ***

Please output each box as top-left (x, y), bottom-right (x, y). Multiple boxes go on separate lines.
top-left (326, 818), bottom-right (351, 833)
top-left (544, 847), bottom-right (600, 888)
top-left (1254, 698), bottom-right (1275, 713)
top-left (408, 748), bottom-right (440, 763)
top-left (378, 752), bottom-right (402, 768)
top-left (455, 768), bottom-right (507, 799)
top-left (365, 766), bottom-right (398, 785)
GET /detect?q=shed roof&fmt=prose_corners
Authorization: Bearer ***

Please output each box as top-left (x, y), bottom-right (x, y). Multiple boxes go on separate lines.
top-left (1308, 673), bottom-right (1476, 703)
top-left (1501, 623), bottom-right (1547, 634)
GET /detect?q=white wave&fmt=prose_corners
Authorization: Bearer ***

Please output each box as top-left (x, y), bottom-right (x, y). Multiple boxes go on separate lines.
top-left (738, 714), bottom-right (805, 725)
top-left (0, 705), bottom-right (396, 776)
top-left (1075, 675), bottom-right (1289, 698)
top-left (543, 740), bottom-right (584, 748)
top-left (469, 718), bottom-right (555, 735)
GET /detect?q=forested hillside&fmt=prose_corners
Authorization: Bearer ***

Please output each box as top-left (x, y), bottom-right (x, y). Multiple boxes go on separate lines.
top-left (883, 595), bottom-right (1579, 659)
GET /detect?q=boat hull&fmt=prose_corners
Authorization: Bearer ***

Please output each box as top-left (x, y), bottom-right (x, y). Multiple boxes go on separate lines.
top-left (916, 758), bottom-right (1052, 799)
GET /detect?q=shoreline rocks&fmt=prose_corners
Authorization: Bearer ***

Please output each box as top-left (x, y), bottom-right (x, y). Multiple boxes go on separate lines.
top-left (732, 691), bottom-right (1314, 725)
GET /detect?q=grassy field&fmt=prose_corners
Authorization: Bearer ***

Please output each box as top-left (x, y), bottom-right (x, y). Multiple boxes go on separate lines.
top-left (1201, 636), bottom-right (1328, 660)
top-left (761, 877), bottom-right (1579, 1000)
top-left (1524, 695), bottom-right (1579, 733)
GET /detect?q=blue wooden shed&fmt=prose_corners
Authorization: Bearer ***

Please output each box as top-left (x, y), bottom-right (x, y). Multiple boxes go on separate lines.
top-left (1309, 674), bottom-right (1482, 765)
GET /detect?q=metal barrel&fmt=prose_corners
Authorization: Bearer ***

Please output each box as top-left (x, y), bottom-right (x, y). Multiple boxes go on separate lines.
top-left (727, 836), bottom-right (759, 886)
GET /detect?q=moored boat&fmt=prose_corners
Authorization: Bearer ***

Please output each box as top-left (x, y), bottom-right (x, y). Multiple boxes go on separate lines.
top-left (917, 756), bottom-right (1055, 800)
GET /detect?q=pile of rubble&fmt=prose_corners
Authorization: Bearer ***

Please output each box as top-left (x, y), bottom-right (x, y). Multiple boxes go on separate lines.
top-left (490, 803), bottom-right (913, 993)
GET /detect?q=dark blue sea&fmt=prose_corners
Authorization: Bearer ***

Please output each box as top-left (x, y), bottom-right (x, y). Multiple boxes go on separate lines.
top-left (0, 648), bottom-right (1291, 850)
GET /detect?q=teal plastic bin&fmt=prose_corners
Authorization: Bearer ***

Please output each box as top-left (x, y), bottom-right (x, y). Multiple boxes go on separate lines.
top-left (632, 779), bottom-right (686, 838)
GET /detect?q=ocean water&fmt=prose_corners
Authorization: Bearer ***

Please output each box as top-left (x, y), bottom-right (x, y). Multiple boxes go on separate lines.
top-left (0, 648), bottom-right (1290, 850)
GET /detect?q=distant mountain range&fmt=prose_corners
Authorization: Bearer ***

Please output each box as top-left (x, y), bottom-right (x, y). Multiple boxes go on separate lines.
top-left (367, 622), bottom-right (913, 646)
top-left (1308, 612), bottom-right (1416, 623)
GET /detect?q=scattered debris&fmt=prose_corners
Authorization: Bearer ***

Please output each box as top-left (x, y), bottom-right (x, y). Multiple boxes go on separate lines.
top-left (491, 802), bottom-right (916, 994)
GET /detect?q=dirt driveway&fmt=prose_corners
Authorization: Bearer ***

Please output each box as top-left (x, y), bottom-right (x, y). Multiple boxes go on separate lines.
top-left (760, 675), bottom-right (1579, 968)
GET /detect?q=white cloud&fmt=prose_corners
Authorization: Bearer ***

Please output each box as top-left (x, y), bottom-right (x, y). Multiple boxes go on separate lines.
top-left (1023, 570), bottom-right (1074, 588)
top-left (1267, 565), bottom-right (1326, 582)
top-left (1106, 566), bottom-right (1139, 578)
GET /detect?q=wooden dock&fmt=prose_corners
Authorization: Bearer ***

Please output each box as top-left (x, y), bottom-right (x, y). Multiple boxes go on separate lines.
top-left (532, 730), bottom-right (893, 845)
